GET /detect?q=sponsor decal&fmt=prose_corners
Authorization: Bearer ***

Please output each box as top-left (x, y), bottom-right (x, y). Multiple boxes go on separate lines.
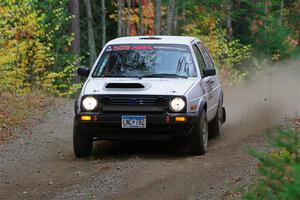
top-left (206, 80), bottom-right (214, 100)
top-left (131, 45), bottom-right (153, 50)
top-left (106, 45), bottom-right (188, 52)
top-left (153, 46), bottom-right (188, 52)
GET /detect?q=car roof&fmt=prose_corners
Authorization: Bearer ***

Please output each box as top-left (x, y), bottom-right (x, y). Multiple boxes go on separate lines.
top-left (106, 36), bottom-right (198, 45)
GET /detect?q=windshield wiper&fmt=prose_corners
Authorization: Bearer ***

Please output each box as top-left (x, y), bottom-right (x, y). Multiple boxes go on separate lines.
top-left (100, 74), bottom-right (140, 78)
top-left (140, 73), bottom-right (188, 79)
top-left (139, 74), bottom-right (164, 78)
top-left (101, 75), bottom-right (125, 77)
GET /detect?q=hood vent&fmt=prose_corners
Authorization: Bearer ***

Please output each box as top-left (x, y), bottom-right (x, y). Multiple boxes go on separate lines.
top-left (105, 83), bottom-right (145, 89)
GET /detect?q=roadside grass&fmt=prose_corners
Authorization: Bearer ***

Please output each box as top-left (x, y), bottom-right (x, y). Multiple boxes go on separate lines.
top-left (0, 92), bottom-right (61, 145)
top-left (241, 119), bottom-right (300, 200)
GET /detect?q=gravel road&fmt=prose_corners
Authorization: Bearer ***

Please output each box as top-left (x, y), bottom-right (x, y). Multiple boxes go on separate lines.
top-left (0, 66), bottom-right (299, 200)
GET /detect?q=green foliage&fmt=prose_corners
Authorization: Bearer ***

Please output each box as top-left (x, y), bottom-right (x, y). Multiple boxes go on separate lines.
top-left (254, 16), bottom-right (297, 61)
top-left (0, 0), bottom-right (80, 96)
top-left (184, 8), bottom-right (252, 85)
top-left (36, 0), bottom-right (81, 96)
top-left (234, 0), bottom-right (299, 60)
top-left (243, 128), bottom-right (300, 200)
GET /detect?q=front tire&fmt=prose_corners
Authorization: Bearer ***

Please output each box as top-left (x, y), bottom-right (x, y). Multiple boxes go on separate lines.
top-left (73, 122), bottom-right (93, 158)
top-left (188, 111), bottom-right (208, 155)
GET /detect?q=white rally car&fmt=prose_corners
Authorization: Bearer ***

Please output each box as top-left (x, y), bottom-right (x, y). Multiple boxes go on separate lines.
top-left (74, 36), bottom-right (226, 157)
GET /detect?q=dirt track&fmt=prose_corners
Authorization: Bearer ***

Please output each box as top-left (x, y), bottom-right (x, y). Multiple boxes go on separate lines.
top-left (0, 65), bottom-right (299, 200)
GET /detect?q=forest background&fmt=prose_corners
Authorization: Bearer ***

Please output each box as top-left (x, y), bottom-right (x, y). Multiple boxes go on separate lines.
top-left (1, 0), bottom-right (300, 96)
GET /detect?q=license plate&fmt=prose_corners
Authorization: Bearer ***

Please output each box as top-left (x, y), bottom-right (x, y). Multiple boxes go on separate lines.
top-left (121, 115), bottom-right (146, 128)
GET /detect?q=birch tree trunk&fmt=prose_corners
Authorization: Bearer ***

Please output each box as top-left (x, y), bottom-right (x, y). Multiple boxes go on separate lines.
top-left (166, 0), bottom-right (175, 35)
top-left (298, 0), bottom-right (300, 46)
top-left (182, 1), bottom-right (186, 33)
top-left (174, 6), bottom-right (178, 35)
top-left (264, 0), bottom-right (269, 14)
top-left (101, 0), bottom-right (106, 48)
top-left (84, 0), bottom-right (96, 66)
top-left (126, 0), bottom-right (131, 36)
top-left (154, 0), bottom-right (161, 35)
top-left (279, 0), bottom-right (284, 26)
top-left (69, 0), bottom-right (80, 57)
top-left (117, 0), bottom-right (124, 37)
top-left (138, 0), bottom-right (143, 35)
top-left (226, 0), bottom-right (233, 40)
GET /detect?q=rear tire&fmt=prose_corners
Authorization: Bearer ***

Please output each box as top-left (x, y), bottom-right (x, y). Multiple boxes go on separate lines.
top-left (188, 111), bottom-right (208, 155)
top-left (73, 122), bottom-right (93, 158)
top-left (209, 102), bottom-right (224, 138)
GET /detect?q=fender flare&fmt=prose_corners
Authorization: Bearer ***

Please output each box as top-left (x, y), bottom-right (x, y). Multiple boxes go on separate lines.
top-left (74, 99), bottom-right (78, 114)
top-left (196, 99), bottom-right (207, 116)
top-left (218, 89), bottom-right (224, 105)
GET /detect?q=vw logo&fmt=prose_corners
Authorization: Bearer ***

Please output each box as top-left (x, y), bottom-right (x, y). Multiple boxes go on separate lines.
top-left (128, 98), bottom-right (138, 106)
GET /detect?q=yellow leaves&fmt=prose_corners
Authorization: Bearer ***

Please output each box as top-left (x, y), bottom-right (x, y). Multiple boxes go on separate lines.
top-left (0, 0), bottom-right (55, 95)
top-left (0, 0), bottom-right (80, 97)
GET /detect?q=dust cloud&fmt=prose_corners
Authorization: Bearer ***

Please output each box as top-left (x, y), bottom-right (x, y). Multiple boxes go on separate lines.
top-left (222, 60), bottom-right (300, 141)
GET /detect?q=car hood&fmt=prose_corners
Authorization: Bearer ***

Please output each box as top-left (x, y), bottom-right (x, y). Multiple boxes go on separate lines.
top-left (83, 78), bottom-right (197, 96)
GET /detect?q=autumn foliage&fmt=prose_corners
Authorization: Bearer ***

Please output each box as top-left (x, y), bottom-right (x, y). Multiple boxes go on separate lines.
top-left (0, 0), bottom-right (79, 96)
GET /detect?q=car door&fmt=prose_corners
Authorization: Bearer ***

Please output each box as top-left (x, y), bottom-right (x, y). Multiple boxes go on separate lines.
top-left (197, 42), bottom-right (220, 117)
top-left (191, 43), bottom-right (214, 114)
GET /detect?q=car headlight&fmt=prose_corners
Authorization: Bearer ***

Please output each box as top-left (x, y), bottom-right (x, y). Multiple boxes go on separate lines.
top-left (169, 97), bottom-right (185, 112)
top-left (82, 96), bottom-right (98, 111)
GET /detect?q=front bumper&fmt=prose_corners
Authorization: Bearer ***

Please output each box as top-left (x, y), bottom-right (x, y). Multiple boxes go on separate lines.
top-left (75, 112), bottom-right (199, 141)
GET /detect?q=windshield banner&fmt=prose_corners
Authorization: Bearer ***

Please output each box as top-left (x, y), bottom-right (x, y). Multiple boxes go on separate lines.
top-left (106, 44), bottom-right (189, 52)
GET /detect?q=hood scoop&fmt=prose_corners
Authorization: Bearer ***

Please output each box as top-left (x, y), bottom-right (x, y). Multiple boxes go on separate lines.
top-left (105, 83), bottom-right (145, 89)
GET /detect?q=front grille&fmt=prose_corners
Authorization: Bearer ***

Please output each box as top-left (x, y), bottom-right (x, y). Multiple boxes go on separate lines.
top-left (109, 96), bottom-right (160, 105)
top-left (102, 105), bottom-right (165, 112)
top-left (98, 95), bottom-right (170, 113)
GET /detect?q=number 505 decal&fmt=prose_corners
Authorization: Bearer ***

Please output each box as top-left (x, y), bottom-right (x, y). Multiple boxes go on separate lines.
top-left (113, 45), bottom-right (130, 51)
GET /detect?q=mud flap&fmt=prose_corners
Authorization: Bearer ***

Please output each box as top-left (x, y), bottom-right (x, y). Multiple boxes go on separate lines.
top-left (222, 107), bottom-right (226, 124)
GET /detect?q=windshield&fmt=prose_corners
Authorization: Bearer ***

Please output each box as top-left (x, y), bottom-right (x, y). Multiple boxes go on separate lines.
top-left (92, 44), bottom-right (197, 78)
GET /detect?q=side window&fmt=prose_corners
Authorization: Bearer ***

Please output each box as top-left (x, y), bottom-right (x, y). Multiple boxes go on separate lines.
top-left (192, 44), bottom-right (206, 76)
top-left (197, 42), bottom-right (214, 69)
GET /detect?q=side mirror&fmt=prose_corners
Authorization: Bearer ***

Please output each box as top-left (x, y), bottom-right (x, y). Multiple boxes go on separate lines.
top-left (77, 67), bottom-right (91, 77)
top-left (203, 68), bottom-right (216, 77)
